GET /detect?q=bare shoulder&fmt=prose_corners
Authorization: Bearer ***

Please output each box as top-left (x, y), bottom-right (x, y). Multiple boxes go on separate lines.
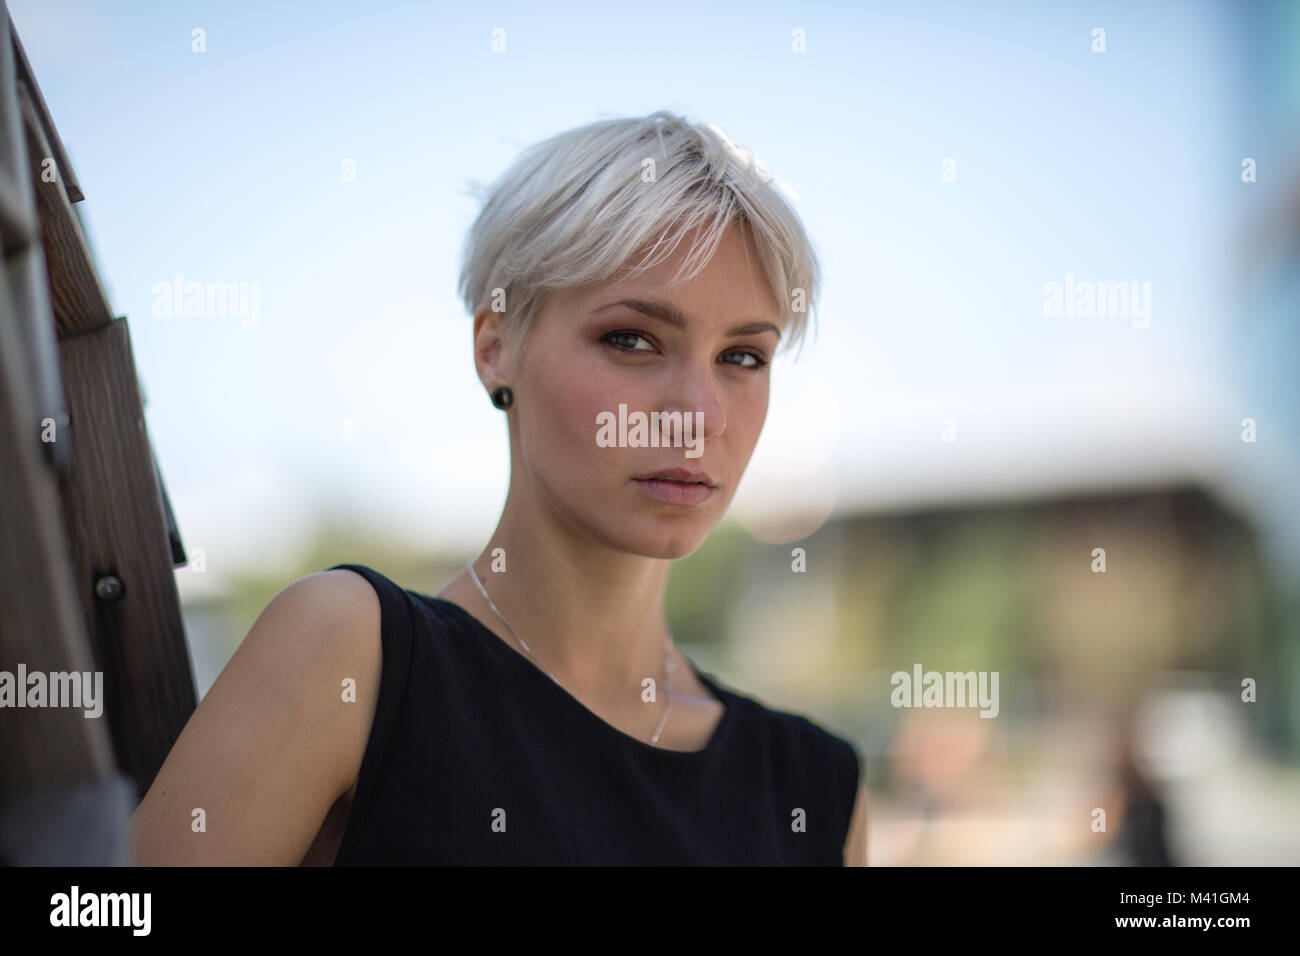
top-left (130, 569), bottom-right (382, 865)
top-left (270, 568), bottom-right (381, 640)
top-left (233, 568), bottom-right (386, 790)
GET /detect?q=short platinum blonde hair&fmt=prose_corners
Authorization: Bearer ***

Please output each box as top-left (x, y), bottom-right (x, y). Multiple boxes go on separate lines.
top-left (457, 110), bottom-right (821, 364)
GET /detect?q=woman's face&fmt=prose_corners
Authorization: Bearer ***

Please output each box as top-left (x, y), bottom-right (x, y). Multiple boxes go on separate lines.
top-left (495, 222), bottom-right (786, 560)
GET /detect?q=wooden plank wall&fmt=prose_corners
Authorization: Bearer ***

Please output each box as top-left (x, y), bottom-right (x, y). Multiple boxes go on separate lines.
top-left (0, 6), bottom-right (197, 861)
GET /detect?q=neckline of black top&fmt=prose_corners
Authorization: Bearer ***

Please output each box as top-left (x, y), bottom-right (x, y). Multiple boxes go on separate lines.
top-left (414, 592), bottom-right (737, 759)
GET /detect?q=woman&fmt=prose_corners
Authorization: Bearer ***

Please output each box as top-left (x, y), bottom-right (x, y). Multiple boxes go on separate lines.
top-left (131, 111), bottom-right (868, 865)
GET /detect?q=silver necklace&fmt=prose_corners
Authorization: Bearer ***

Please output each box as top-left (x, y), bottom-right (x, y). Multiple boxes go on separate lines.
top-left (465, 558), bottom-right (676, 746)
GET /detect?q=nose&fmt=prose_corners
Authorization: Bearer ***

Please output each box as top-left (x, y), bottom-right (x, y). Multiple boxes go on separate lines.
top-left (657, 358), bottom-right (726, 447)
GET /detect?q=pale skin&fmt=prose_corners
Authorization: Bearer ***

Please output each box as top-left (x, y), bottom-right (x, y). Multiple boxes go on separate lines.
top-left (130, 221), bottom-right (868, 865)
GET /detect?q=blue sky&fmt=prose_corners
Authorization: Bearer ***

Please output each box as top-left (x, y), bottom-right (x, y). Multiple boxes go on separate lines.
top-left (10, 0), bottom-right (1298, 586)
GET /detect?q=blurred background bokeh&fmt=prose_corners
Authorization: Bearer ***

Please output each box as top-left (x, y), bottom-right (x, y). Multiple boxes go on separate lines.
top-left (10, 0), bottom-right (1298, 863)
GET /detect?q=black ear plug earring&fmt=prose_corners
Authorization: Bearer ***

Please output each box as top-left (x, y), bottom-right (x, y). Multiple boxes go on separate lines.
top-left (490, 385), bottom-right (514, 410)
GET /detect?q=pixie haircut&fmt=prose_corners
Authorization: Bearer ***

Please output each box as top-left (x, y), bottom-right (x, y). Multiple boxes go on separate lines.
top-left (457, 110), bottom-right (821, 365)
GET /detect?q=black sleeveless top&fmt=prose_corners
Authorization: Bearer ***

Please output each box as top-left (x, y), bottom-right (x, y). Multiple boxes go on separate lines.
top-left (328, 564), bottom-right (862, 865)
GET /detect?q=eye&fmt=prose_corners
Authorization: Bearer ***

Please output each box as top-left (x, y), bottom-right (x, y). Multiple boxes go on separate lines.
top-left (720, 349), bottom-right (770, 370)
top-left (602, 330), bottom-right (770, 370)
top-left (602, 330), bottom-right (656, 352)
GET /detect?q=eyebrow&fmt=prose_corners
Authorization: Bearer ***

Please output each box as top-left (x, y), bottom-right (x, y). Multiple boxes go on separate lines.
top-left (592, 298), bottom-right (781, 339)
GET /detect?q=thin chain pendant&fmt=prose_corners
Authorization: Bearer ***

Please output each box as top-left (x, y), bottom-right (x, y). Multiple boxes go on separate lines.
top-left (466, 557), bottom-right (675, 746)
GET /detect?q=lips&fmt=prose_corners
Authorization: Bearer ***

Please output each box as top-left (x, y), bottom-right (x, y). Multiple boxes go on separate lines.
top-left (632, 470), bottom-right (717, 507)
top-left (632, 467), bottom-right (717, 487)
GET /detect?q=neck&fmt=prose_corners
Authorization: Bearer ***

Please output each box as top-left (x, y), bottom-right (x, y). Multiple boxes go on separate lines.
top-left (462, 480), bottom-right (673, 702)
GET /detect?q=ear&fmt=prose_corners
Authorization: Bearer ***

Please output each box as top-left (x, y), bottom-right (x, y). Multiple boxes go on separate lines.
top-left (472, 304), bottom-right (512, 393)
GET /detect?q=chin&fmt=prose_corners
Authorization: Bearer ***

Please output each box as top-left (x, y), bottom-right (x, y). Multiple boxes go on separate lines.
top-left (624, 513), bottom-right (721, 559)
top-left (581, 512), bottom-right (717, 561)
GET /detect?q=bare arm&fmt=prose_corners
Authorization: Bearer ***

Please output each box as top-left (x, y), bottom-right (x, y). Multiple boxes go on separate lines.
top-left (130, 570), bottom-right (381, 865)
top-left (844, 779), bottom-right (869, 866)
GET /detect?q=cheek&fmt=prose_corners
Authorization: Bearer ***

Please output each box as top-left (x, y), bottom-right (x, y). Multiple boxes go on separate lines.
top-left (726, 386), bottom-right (770, 473)
top-left (733, 384), bottom-right (769, 440)
top-left (530, 362), bottom-right (628, 473)
top-left (751, 388), bottom-right (771, 432)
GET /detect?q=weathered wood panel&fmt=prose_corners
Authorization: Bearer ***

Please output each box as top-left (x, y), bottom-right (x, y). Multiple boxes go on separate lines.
top-left (16, 73), bottom-right (112, 340)
top-left (57, 317), bottom-right (197, 797)
top-left (2, 6), bottom-right (197, 814)
top-left (0, 6), bottom-right (126, 865)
